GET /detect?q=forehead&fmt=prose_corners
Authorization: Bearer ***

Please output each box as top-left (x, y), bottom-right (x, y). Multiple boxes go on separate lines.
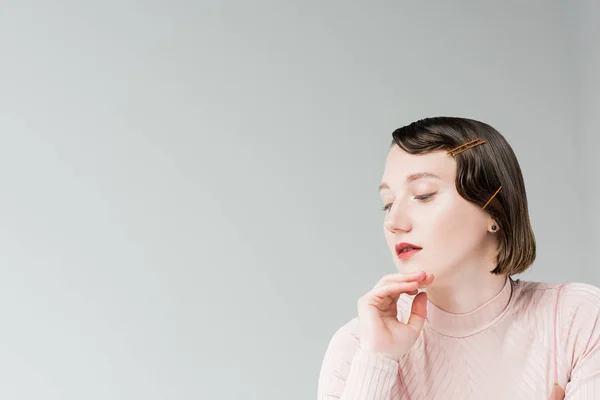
top-left (381, 146), bottom-right (456, 183)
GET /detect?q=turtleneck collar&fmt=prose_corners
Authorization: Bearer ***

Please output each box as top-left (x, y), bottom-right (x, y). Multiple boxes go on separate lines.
top-left (424, 276), bottom-right (515, 338)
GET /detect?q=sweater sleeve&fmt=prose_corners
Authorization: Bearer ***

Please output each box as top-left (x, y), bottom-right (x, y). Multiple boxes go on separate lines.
top-left (317, 317), bottom-right (400, 400)
top-left (560, 283), bottom-right (600, 398)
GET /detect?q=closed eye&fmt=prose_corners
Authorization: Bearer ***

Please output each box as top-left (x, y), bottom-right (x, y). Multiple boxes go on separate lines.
top-left (415, 192), bottom-right (436, 202)
top-left (381, 192), bottom-right (437, 212)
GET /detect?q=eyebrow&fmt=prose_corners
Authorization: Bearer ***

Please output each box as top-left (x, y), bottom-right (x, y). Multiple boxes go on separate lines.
top-left (378, 172), bottom-right (441, 191)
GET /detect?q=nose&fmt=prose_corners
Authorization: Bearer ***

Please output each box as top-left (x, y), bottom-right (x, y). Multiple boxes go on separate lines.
top-left (384, 200), bottom-right (412, 233)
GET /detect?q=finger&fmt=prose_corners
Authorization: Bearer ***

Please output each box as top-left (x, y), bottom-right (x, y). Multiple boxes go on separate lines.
top-left (362, 281), bottom-right (420, 310)
top-left (549, 383), bottom-right (565, 399)
top-left (381, 272), bottom-right (433, 290)
top-left (417, 273), bottom-right (435, 288)
top-left (374, 271), bottom-right (427, 289)
top-left (382, 274), bottom-right (432, 300)
top-left (406, 291), bottom-right (428, 335)
top-left (371, 281), bottom-right (419, 301)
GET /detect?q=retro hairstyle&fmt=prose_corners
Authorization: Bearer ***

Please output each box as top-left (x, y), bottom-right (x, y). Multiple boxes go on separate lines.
top-left (390, 117), bottom-right (535, 275)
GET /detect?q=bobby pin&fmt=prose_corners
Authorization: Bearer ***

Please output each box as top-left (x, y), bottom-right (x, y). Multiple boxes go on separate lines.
top-left (447, 138), bottom-right (487, 156)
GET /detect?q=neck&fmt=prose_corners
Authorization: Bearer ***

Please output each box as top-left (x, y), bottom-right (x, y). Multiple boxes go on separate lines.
top-left (425, 267), bottom-right (508, 314)
top-left (421, 264), bottom-right (514, 338)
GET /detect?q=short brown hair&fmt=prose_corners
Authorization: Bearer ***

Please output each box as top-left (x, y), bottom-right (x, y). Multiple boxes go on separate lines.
top-left (390, 117), bottom-right (535, 275)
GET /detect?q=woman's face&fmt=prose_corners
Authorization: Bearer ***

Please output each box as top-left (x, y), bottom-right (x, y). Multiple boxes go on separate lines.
top-left (379, 145), bottom-right (497, 284)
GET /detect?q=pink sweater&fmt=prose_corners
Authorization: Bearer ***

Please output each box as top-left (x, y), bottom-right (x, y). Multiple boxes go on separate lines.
top-left (318, 278), bottom-right (600, 399)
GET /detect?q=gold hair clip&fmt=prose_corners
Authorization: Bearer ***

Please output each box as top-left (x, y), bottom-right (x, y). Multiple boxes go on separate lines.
top-left (482, 185), bottom-right (502, 209)
top-left (447, 138), bottom-right (500, 209)
top-left (447, 138), bottom-right (487, 156)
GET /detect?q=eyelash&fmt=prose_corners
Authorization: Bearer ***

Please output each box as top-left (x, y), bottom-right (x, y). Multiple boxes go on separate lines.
top-left (381, 193), bottom-right (436, 212)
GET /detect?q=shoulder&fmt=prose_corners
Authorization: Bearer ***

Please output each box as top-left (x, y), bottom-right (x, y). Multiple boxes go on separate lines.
top-left (512, 279), bottom-right (600, 313)
top-left (507, 279), bottom-right (563, 315)
top-left (557, 282), bottom-right (600, 325)
top-left (514, 278), bottom-right (562, 297)
top-left (554, 283), bottom-right (600, 374)
top-left (516, 280), bottom-right (600, 335)
top-left (559, 282), bottom-right (600, 307)
top-left (319, 317), bottom-right (361, 382)
top-left (323, 317), bottom-right (360, 355)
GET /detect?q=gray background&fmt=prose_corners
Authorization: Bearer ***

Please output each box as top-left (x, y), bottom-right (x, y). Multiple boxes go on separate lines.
top-left (0, 1), bottom-right (598, 399)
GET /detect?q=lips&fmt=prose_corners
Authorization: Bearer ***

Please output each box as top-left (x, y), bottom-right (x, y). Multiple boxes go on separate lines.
top-left (395, 242), bottom-right (422, 259)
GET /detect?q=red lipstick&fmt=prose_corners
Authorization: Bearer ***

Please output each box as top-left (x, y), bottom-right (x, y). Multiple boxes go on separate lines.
top-left (395, 242), bottom-right (422, 260)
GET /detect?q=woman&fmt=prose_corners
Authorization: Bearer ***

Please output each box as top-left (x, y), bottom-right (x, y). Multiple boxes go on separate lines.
top-left (317, 117), bottom-right (600, 399)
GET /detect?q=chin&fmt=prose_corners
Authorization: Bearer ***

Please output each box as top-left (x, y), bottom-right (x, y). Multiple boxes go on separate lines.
top-left (395, 260), bottom-right (428, 274)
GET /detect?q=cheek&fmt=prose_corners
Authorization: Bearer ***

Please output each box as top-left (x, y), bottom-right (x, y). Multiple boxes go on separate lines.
top-left (423, 198), bottom-right (483, 251)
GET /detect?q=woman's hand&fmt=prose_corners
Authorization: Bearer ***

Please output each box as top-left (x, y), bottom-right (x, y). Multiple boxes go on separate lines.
top-left (549, 383), bottom-right (565, 399)
top-left (357, 270), bottom-right (434, 361)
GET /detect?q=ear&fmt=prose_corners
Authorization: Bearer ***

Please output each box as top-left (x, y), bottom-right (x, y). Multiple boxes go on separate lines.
top-left (488, 220), bottom-right (499, 233)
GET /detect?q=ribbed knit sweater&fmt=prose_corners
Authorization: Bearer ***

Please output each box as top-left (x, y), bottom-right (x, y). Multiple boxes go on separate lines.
top-left (318, 278), bottom-right (600, 399)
